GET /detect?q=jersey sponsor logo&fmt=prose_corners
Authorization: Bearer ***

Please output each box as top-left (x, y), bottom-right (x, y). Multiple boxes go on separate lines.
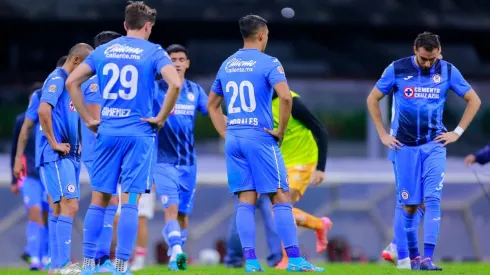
top-left (432, 73), bottom-right (441, 84)
top-left (104, 43), bottom-right (143, 60)
top-left (89, 83), bottom-right (98, 92)
top-left (48, 84), bottom-right (56, 93)
top-left (171, 104), bottom-right (195, 115)
top-left (403, 86), bottom-right (441, 99)
top-left (187, 92), bottom-right (195, 101)
top-left (224, 58), bottom-right (257, 73)
top-left (69, 100), bottom-right (76, 111)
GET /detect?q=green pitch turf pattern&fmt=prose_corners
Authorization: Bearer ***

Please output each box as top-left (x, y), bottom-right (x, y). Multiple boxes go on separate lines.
top-left (1, 263), bottom-right (489, 274)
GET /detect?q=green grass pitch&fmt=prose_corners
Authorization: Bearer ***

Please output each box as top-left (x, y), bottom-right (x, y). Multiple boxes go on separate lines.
top-left (2, 263), bottom-right (490, 274)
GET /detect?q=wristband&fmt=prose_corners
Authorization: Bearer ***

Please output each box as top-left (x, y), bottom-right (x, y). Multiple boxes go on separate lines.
top-left (454, 126), bottom-right (464, 136)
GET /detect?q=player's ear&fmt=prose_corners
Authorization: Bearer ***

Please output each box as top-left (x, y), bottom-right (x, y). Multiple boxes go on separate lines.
top-left (123, 21), bottom-right (129, 32)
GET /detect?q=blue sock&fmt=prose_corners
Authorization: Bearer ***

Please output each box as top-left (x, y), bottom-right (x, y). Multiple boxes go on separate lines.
top-left (82, 205), bottom-right (105, 259)
top-left (41, 225), bottom-right (49, 260)
top-left (408, 207), bottom-right (425, 259)
top-left (236, 203), bottom-right (256, 260)
top-left (163, 220), bottom-right (182, 249)
top-left (273, 202), bottom-right (300, 258)
top-left (394, 206), bottom-right (408, 260)
top-left (96, 205), bottom-right (117, 259)
top-left (48, 215), bottom-right (59, 268)
top-left (56, 215), bottom-right (73, 267)
top-left (424, 197), bottom-right (440, 259)
top-left (181, 229), bottom-right (188, 249)
top-left (26, 221), bottom-right (41, 261)
top-left (116, 204), bottom-right (139, 261)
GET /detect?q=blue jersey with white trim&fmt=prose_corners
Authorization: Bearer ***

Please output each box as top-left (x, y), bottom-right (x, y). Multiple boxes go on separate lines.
top-left (211, 49), bottom-right (287, 141)
top-left (376, 56), bottom-right (471, 146)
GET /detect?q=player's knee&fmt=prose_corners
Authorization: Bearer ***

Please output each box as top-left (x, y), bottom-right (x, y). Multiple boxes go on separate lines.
top-left (164, 204), bottom-right (179, 220)
top-left (419, 203), bottom-right (426, 212)
top-left (61, 198), bottom-right (79, 216)
top-left (109, 194), bottom-right (119, 206)
top-left (289, 189), bottom-right (301, 203)
top-left (237, 191), bottom-right (258, 205)
top-left (402, 204), bottom-right (419, 214)
top-left (27, 206), bottom-right (42, 221)
top-left (177, 213), bottom-right (188, 228)
top-left (269, 188), bottom-right (291, 205)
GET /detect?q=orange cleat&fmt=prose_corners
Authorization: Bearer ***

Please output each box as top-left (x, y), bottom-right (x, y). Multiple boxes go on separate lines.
top-left (315, 217), bottom-right (333, 253)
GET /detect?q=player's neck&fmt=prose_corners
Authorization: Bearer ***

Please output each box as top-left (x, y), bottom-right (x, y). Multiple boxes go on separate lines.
top-left (62, 64), bottom-right (73, 74)
top-left (179, 74), bottom-right (185, 82)
top-left (242, 42), bottom-right (262, 51)
top-left (126, 30), bottom-right (147, 40)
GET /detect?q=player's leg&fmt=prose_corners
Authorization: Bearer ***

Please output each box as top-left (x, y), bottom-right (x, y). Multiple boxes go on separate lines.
top-left (392, 147), bottom-right (423, 269)
top-left (155, 163), bottom-right (187, 271)
top-left (224, 196), bottom-right (244, 268)
top-left (18, 184), bottom-right (31, 265)
top-left (82, 135), bottom-right (121, 274)
top-left (130, 191), bottom-right (155, 271)
top-left (289, 164), bottom-right (333, 254)
top-left (243, 138), bottom-right (322, 272)
top-left (95, 195), bottom-right (119, 272)
top-left (114, 136), bottom-right (155, 274)
top-left (177, 165), bottom-right (197, 250)
top-left (256, 195), bottom-right (283, 267)
top-left (40, 190), bottom-right (50, 269)
top-left (420, 143), bottom-right (446, 271)
top-left (225, 135), bottom-right (263, 272)
top-left (22, 177), bottom-right (45, 270)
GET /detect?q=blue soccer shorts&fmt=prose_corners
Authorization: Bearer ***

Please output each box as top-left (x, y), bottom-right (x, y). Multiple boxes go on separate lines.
top-left (392, 141), bottom-right (446, 205)
top-left (91, 134), bottom-right (155, 195)
top-left (84, 160), bottom-right (118, 196)
top-left (20, 175), bottom-right (49, 210)
top-left (154, 163), bottom-right (197, 215)
top-left (225, 134), bottom-right (289, 194)
top-left (43, 158), bottom-right (81, 203)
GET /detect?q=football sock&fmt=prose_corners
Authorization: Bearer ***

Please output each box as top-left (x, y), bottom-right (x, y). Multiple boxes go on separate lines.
top-left (48, 214), bottom-right (59, 268)
top-left (274, 203), bottom-right (300, 258)
top-left (26, 221), bottom-right (41, 264)
top-left (292, 208), bottom-right (323, 230)
top-left (56, 215), bottom-right (73, 266)
top-left (424, 197), bottom-right (440, 259)
top-left (96, 205), bottom-right (117, 259)
top-left (394, 207), bottom-right (408, 260)
top-left (181, 229), bottom-right (188, 249)
top-left (163, 219), bottom-right (183, 261)
top-left (116, 204), bottom-right (138, 262)
top-left (236, 203), bottom-right (256, 260)
top-left (83, 205), bottom-right (105, 262)
top-left (409, 206), bottom-right (425, 259)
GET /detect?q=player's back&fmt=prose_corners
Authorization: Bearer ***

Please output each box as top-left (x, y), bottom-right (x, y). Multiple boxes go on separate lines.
top-left (86, 36), bottom-right (164, 136)
top-left (216, 49), bottom-right (284, 142)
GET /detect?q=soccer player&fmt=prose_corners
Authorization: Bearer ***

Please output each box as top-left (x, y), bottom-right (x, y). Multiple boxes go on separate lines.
top-left (153, 44), bottom-right (208, 271)
top-left (38, 44), bottom-right (93, 274)
top-left (464, 144), bottom-right (490, 166)
top-left (65, 2), bottom-right (181, 274)
top-left (367, 32), bottom-right (481, 270)
top-left (206, 14), bottom-right (323, 272)
top-left (79, 30), bottom-right (123, 273)
top-left (10, 83), bottom-right (49, 270)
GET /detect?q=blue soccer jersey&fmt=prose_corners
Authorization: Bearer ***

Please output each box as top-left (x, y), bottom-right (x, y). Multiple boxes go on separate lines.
top-left (83, 36), bottom-right (173, 136)
top-left (40, 67), bottom-right (80, 162)
top-left (211, 49), bottom-right (287, 140)
top-left (154, 79), bottom-right (208, 166)
top-left (25, 89), bottom-right (45, 169)
top-left (80, 75), bottom-right (101, 162)
top-left (376, 56), bottom-right (471, 146)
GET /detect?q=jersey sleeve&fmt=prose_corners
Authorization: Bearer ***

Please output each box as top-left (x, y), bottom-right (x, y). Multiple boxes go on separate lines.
top-left (84, 51), bottom-right (97, 74)
top-left (83, 78), bottom-right (101, 104)
top-left (25, 92), bottom-right (40, 122)
top-left (210, 72), bottom-right (223, 96)
top-left (10, 115), bottom-right (24, 185)
top-left (152, 45), bottom-right (174, 74)
top-left (40, 76), bottom-right (65, 108)
top-left (375, 63), bottom-right (395, 95)
top-left (449, 65), bottom-right (472, 97)
top-left (197, 85), bottom-right (209, 115)
top-left (264, 57), bottom-right (287, 87)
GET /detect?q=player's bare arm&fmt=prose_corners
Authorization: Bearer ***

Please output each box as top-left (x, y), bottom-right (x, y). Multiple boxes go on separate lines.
top-left (13, 118), bottom-right (35, 179)
top-left (267, 81), bottom-right (292, 146)
top-left (207, 92), bottom-right (226, 139)
top-left (367, 87), bottom-right (403, 150)
top-left (66, 63), bottom-right (99, 132)
top-left (435, 89), bottom-right (481, 146)
top-left (143, 64), bottom-right (181, 129)
top-left (38, 102), bottom-right (70, 155)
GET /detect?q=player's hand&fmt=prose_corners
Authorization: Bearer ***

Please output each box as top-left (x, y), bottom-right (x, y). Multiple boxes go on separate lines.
top-left (141, 117), bottom-right (165, 131)
top-left (86, 119), bottom-right (100, 133)
top-left (435, 131), bottom-right (459, 146)
top-left (13, 156), bottom-right (25, 179)
top-left (54, 143), bottom-right (71, 155)
top-left (464, 154), bottom-right (477, 167)
top-left (10, 184), bottom-right (19, 195)
top-left (310, 170), bottom-right (325, 185)
top-left (264, 128), bottom-right (284, 146)
top-left (380, 134), bottom-right (403, 151)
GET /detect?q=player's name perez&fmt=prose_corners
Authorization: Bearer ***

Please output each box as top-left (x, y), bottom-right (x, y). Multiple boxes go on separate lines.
top-left (102, 107), bottom-right (131, 117)
top-left (171, 104), bottom-right (195, 115)
top-left (404, 86), bottom-right (441, 99)
top-left (227, 117), bottom-right (259, 126)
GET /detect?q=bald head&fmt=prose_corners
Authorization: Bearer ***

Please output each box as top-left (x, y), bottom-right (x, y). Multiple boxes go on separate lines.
top-left (65, 43), bottom-right (94, 73)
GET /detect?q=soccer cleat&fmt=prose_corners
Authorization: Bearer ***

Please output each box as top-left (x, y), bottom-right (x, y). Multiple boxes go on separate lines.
top-left (130, 256), bottom-right (145, 271)
top-left (396, 257), bottom-right (411, 270)
top-left (81, 266), bottom-right (96, 275)
top-left (274, 258), bottom-right (288, 270)
top-left (244, 259), bottom-right (265, 272)
top-left (381, 243), bottom-right (398, 265)
top-left (48, 267), bottom-right (60, 275)
top-left (21, 252), bottom-right (31, 264)
top-left (59, 262), bottom-right (82, 275)
top-left (96, 259), bottom-right (116, 273)
top-left (411, 256), bottom-right (421, 270)
top-left (420, 258), bottom-right (442, 271)
top-left (287, 257), bottom-right (324, 272)
top-left (168, 261), bottom-right (180, 271)
top-left (113, 270), bottom-right (133, 275)
top-left (176, 253), bottom-right (189, 270)
top-left (30, 262), bottom-right (42, 271)
top-left (315, 217), bottom-right (333, 253)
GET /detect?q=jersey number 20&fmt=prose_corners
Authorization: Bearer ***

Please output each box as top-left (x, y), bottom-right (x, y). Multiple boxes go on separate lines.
top-left (225, 80), bottom-right (256, 114)
top-left (102, 63), bottom-right (138, 100)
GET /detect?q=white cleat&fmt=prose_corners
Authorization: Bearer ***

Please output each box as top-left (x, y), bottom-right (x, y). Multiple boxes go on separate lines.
top-left (48, 268), bottom-right (60, 275)
top-left (60, 262), bottom-right (82, 275)
top-left (130, 256), bottom-right (145, 271)
top-left (397, 257), bottom-right (411, 270)
top-left (381, 243), bottom-right (398, 265)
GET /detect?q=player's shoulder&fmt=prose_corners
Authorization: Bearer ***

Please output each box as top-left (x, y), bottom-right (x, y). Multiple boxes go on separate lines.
top-left (45, 68), bottom-right (65, 83)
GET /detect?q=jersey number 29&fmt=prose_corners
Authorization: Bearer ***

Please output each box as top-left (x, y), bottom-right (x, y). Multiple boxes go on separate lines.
top-left (102, 63), bottom-right (138, 100)
top-left (225, 80), bottom-right (256, 114)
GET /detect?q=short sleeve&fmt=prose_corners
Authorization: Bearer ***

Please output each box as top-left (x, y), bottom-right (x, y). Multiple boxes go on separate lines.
top-left (84, 51), bottom-right (97, 74)
top-left (152, 45), bottom-right (174, 74)
top-left (40, 76), bottom-right (65, 108)
top-left (83, 77), bottom-right (102, 104)
top-left (197, 85), bottom-right (209, 115)
top-left (210, 72), bottom-right (223, 96)
top-left (25, 92), bottom-right (40, 122)
top-left (449, 65), bottom-right (472, 97)
top-left (265, 57), bottom-right (287, 87)
top-left (375, 63), bottom-right (395, 95)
